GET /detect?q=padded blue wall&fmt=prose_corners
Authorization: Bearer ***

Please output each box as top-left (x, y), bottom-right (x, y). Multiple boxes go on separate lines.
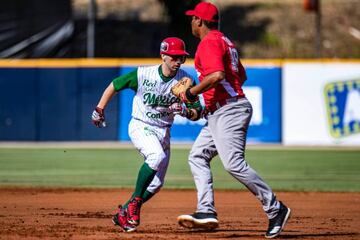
top-left (0, 63), bottom-right (282, 143)
top-left (0, 67), bottom-right (119, 140)
top-left (0, 68), bottom-right (37, 140)
top-left (78, 68), bottom-right (119, 141)
top-left (244, 67), bottom-right (282, 143)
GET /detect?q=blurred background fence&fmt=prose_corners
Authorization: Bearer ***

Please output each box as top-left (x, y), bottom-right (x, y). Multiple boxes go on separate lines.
top-left (0, 0), bottom-right (359, 58)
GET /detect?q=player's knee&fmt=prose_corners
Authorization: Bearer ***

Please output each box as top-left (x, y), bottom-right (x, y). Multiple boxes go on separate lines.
top-left (147, 178), bottom-right (164, 193)
top-left (154, 182), bottom-right (164, 192)
top-left (149, 183), bottom-right (163, 193)
top-left (224, 155), bottom-right (248, 173)
top-left (146, 151), bottom-right (167, 171)
top-left (189, 148), bottom-right (211, 165)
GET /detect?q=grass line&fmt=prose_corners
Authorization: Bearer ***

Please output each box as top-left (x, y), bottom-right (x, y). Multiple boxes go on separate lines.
top-left (0, 148), bottom-right (359, 192)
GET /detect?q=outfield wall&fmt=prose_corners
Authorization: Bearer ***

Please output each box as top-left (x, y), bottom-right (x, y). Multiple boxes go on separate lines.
top-left (0, 65), bottom-right (119, 141)
top-left (117, 63), bottom-right (281, 143)
top-left (283, 62), bottom-right (360, 145)
top-left (0, 59), bottom-right (359, 145)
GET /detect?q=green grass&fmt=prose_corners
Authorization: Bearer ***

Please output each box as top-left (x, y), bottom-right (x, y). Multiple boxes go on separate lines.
top-left (0, 147), bottom-right (359, 192)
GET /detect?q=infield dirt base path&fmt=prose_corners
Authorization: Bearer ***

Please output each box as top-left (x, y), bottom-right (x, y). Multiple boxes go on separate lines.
top-left (0, 188), bottom-right (359, 240)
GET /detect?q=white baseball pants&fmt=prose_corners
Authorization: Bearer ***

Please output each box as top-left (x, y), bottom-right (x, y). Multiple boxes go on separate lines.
top-left (129, 118), bottom-right (170, 194)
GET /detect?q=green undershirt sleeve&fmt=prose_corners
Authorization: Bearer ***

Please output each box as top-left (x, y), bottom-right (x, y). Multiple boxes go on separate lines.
top-left (185, 100), bottom-right (201, 109)
top-left (112, 69), bottom-right (138, 92)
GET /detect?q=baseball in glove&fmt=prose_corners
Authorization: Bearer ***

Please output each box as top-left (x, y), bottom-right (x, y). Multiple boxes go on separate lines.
top-left (171, 77), bottom-right (198, 103)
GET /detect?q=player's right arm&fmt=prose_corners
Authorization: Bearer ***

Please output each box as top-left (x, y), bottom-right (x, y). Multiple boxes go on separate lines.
top-left (96, 83), bottom-right (116, 109)
top-left (97, 69), bottom-right (139, 109)
top-left (92, 69), bottom-right (138, 127)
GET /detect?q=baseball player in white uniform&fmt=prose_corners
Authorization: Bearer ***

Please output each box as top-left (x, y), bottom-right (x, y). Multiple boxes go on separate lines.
top-left (91, 37), bottom-right (202, 232)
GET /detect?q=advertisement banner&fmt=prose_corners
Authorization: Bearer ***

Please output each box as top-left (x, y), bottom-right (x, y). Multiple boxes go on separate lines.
top-left (118, 64), bottom-right (281, 143)
top-left (283, 62), bottom-right (360, 145)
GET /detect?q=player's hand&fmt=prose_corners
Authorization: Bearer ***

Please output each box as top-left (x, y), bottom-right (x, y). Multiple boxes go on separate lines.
top-left (168, 102), bottom-right (187, 117)
top-left (92, 107), bottom-right (107, 128)
top-left (171, 77), bottom-right (198, 103)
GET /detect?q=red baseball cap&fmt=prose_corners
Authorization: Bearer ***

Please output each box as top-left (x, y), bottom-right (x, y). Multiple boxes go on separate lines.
top-left (160, 37), bottom-right (189, 56)
top-left (185, 2), bottom-right (219, 22)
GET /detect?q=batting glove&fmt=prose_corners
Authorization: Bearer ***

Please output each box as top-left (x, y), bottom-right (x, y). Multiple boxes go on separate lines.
top-left (168, 102), bottom-right (187, 117)
top-left (92, 107), bottom-right (107, 128)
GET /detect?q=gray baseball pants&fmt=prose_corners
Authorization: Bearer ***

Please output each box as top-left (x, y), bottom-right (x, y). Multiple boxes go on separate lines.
top-left (188, 97), bottom-right (280, 219)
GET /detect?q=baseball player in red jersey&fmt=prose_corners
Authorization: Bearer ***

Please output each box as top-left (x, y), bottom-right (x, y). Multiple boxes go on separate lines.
top-left (176, 2), bottom-right (291, 239)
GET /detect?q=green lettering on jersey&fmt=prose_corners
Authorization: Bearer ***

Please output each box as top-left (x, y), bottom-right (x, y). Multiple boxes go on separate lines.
top-left (143, 92), bottom-right (179, 107)
top-left (143, 92), bottom-right (157, 105)
top-left (143, 79), bottom-right (157, 87)
top-left (146, 111), bottom-right (171, 119)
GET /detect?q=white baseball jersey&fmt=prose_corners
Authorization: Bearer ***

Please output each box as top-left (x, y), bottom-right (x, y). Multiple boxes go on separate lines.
top-left (113, 64), bottom-right (193, 127)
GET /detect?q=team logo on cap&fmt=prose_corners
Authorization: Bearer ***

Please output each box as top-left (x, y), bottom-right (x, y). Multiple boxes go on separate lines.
top-left (324, 79), bottom-right (360, 138)
top-left (160, 41), bottom-right (169, 52)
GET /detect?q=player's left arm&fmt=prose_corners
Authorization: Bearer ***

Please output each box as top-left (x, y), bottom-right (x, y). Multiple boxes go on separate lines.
top-left (189, 71), bottom-right (225, 95)
top-left (184, 40), bottom-right (226, 101)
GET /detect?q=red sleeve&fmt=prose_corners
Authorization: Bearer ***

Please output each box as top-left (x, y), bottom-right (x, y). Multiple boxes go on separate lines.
top-left (198, 39), bottom-right (225, 76)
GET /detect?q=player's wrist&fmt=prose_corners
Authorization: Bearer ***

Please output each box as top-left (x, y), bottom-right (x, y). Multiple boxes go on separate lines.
top-left (95, 107), bottom-right (104, 114)
top-left (185, 88), bottom-right (197, 102)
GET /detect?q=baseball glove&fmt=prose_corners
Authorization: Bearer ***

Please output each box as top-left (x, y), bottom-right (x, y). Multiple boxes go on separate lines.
top-left (171, 77), bottom-right (193, 99)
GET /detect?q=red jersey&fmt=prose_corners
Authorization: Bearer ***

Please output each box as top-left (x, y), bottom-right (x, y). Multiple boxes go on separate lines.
top-left (194, 30), bottom-right (246, 108)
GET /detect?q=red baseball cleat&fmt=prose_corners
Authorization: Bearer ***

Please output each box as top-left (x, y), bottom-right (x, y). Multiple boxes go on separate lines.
top-left (112, 205), bottom-right (136, 232)
top-left (127, 197), bottom-right (143, 226)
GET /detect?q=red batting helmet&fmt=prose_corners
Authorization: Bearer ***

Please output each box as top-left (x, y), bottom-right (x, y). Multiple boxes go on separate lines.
top-left (160, 37), bottom-right (189, 56)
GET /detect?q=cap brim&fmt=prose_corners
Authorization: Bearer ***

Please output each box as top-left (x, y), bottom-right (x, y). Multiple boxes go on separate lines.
top-left (185, 9), bottom-right (219, 22)
top-left (166, 50), bottom-right (190, 56)
top-left (185, 10), bottom-right (195, 16)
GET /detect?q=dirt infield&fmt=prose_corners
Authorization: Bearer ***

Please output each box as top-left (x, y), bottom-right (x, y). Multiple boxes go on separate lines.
top-left (0, 188), bottom-right (359, 240)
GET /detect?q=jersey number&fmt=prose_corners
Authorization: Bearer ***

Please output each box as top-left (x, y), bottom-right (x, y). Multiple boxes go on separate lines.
top-left (222, 36), bottom-right (239, 73)
top-left (220, 36), bottom-right (240, 97)
top-left (229, 47), bottom-right (239, 73)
